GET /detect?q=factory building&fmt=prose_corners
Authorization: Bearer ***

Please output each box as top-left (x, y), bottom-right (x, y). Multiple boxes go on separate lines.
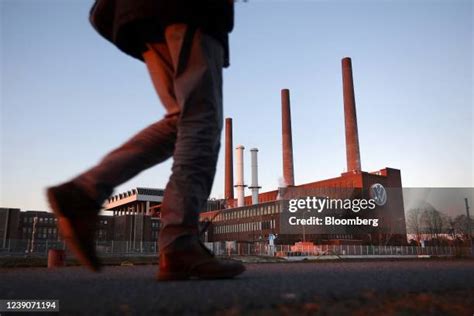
top-left (201, 57), bottom-right (407, 245)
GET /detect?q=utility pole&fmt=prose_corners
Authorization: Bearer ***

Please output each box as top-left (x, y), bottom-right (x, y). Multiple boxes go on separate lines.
top-left (465, 198), bottom-right (472, 242)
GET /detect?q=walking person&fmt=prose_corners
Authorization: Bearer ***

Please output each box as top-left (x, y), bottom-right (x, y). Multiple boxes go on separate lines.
top-left (47, 0), bottom-right (245, 280)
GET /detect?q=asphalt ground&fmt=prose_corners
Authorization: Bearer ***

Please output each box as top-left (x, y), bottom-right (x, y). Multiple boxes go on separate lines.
top-left (0, 259), bottom-right (473, 315)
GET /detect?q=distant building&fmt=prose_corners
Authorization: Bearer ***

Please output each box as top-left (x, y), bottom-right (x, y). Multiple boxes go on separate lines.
top-left (105, 187), bottom-right (164, 216)
top-left (0, 208), bottom-right (21, 248)
top-left (0, 208), bottom-right (114, 251)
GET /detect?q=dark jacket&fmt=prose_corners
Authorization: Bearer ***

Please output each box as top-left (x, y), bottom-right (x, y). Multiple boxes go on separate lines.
top-left (89, 0), bottom-right (234, 67)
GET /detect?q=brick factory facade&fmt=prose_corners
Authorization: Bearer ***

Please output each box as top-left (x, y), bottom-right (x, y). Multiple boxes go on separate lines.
top-left (201, 168), bottom-right (407, 245)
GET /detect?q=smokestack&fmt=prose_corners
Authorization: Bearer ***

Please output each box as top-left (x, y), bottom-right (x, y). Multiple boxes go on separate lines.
top-left (249, 148), bottom-right (261, 204)
top-left (342, 57), bottom-right (362, 173)
top-left (224, 118), bottom-right (234, 203)
top-left (234, 145), bottom-right (246, 207)
top-left (281, 89), bottom-right (295, 186)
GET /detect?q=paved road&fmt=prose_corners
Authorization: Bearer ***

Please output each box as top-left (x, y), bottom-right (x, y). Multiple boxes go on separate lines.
top-left (1, 260), bottom-right (473, 315)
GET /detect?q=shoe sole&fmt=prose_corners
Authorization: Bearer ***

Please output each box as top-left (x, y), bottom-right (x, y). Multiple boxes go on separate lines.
top-left (47, 188), bottom-right (101, 272)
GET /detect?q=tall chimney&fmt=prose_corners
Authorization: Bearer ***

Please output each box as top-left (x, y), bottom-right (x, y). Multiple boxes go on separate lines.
top-left (224, 118), bottom-right (234, 203)
top-left (234, 145), bottom-right (246, 207)
top-left (342, 57), bottom-right (362, 173)
top-left (249, 148), bottom-right (261, 204)
top-left (281, 89), bottom-right (295, 186)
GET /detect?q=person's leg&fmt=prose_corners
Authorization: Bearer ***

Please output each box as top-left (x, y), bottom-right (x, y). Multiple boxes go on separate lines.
top-left (156, 24), bottom-right (244, 280)
top-left (157, 24), bottom-right (224, 250)
top-left (71, 43), bottom-right (181, 206)
top-left (46, 41), bottom-right (181, 271)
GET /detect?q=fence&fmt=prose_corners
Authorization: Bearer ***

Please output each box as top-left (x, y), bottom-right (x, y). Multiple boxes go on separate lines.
top-left (0, 239), bottom-right (158, 256)
top-left (0, 239), bottom-right (472, 258)
top-left (204, 242), bottom-right (473, 258)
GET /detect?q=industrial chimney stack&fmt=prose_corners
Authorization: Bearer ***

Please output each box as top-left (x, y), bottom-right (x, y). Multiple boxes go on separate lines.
top-left (235, 145), bottom-right (246, 207)
top-left (281, 89), bottom-right (295, 186)
top-left (342, 57), bottom-right (362, 173)
top-left (224, 118), bottom-right (234, 204)
top-left (249, 148), bottom-right (261, 204)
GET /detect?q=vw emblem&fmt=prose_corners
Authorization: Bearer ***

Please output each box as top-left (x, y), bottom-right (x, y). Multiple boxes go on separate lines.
top-left (370, 183), bottom-right (387, 206)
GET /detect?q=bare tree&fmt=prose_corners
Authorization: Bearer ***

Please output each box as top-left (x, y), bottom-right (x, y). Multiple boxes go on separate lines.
top-left (420, 205), bottom-right (449, 242)
top-left (450, 214), bottom-right (474, 241)
top-left (406, 208), bottom-right (423, 243)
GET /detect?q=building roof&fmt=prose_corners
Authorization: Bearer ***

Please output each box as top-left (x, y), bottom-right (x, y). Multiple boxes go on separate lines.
top-left (105, 187), bottom-right (164, 210)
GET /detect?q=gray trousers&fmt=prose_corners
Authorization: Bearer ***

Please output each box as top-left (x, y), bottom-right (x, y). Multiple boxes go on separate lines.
top-left (73, 24), bottom-right (224, 250)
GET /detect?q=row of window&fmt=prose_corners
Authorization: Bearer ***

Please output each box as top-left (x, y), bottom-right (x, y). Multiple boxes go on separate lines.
top-left (214, 219), bottom-right (276, 235)
top-left (24, 217), bottom-right (57, 224)
top-left (214, 203), bottom-right (281, 222)
top-left (22, 227), bottom-right (58, 238)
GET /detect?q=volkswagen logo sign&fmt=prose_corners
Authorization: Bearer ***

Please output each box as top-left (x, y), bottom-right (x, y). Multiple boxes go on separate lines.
top-left (370, 183), bottom-right (387, 206)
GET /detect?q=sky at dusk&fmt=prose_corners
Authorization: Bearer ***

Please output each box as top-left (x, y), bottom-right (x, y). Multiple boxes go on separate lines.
top-left (1, 0), bottom-right (473, 212)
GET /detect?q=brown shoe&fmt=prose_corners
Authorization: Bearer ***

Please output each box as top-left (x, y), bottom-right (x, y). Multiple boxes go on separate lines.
top-left (158, 235), bottom-right (246, 281)
top-left (46, 181), bottom-right (102, 271)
